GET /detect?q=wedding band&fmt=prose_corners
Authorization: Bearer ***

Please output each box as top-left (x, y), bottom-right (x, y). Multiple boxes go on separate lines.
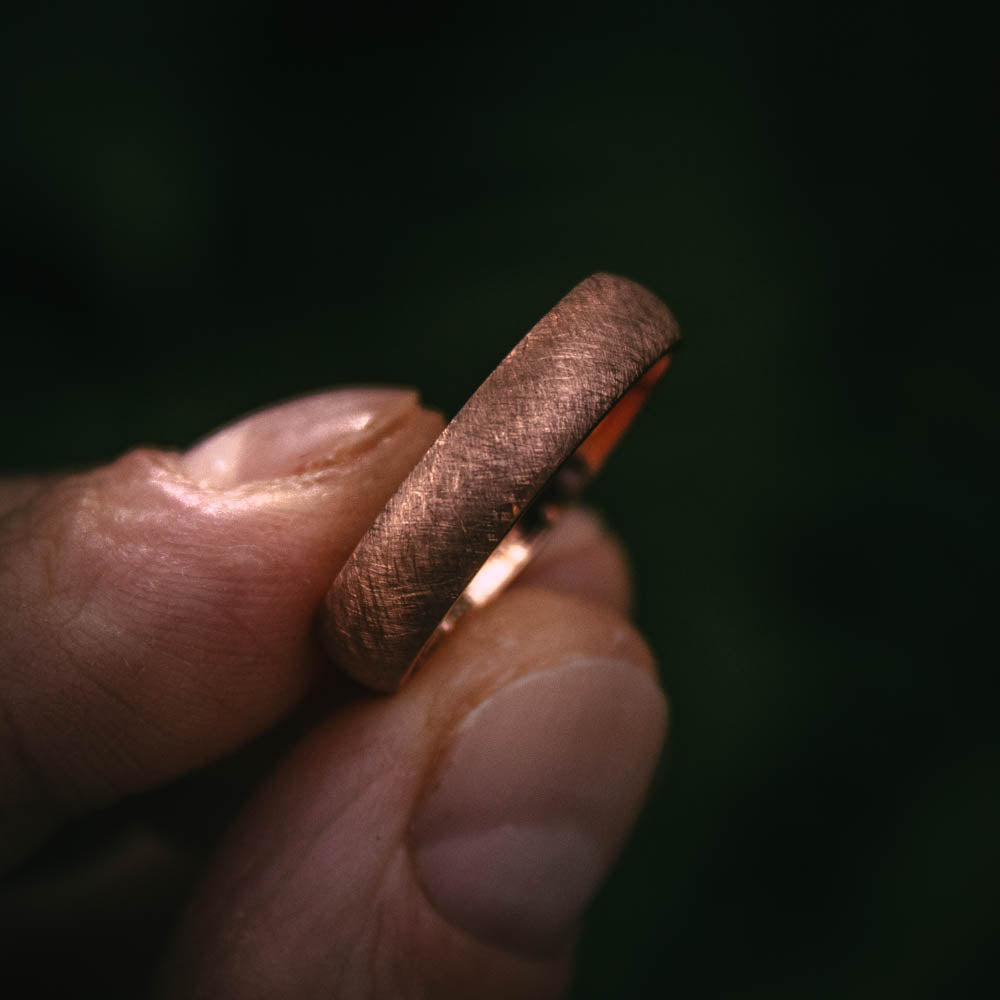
top-left (323, 273), bottom-right (680, 691)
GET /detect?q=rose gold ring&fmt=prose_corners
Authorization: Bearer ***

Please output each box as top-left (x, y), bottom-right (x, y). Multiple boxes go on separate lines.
top-left (323, 273), bottom-right (680, 691)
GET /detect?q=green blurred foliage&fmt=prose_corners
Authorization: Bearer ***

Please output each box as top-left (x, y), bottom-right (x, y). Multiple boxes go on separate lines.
top-left (1, 1), bottom-right (996, 996)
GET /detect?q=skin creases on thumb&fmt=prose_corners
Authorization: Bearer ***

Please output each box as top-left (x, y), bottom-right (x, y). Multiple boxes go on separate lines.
top-left (0, 387), bottom-right (443, 868)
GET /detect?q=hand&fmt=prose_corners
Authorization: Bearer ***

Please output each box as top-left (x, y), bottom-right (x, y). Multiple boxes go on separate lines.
top-left (0, 387), bottom-right (666, 998)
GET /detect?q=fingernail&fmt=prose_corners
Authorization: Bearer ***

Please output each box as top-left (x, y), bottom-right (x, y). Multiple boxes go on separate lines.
top-left (410, 656), bottom-right (666, 957)
top-left (182, 388), bottom-right (418, 488)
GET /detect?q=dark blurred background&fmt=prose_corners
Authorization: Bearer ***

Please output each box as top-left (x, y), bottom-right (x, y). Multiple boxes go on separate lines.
top-left (1, 1), bottom-right (996, 996)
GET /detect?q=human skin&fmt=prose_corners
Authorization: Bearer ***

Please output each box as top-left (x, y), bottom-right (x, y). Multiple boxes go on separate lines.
top-left (0, 387), bottom-right (667, 998)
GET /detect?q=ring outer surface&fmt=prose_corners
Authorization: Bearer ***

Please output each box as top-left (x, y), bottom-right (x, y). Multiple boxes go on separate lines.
top-left (323, 273), bottom-right (680, 691)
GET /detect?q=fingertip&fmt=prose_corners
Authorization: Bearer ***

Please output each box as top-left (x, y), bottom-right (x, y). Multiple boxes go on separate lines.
top-left (411, 587), bottom-right (660, 704)
top-left (513, 508), bottom-right (633, 616)
top-left (154, 589), bottom-right (664, 997)
top-left (0, 386), bottom-right (446, 864)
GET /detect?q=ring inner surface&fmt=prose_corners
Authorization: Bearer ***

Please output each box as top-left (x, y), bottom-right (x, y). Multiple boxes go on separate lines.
top-left (401, 353), bottom-right (671, 682)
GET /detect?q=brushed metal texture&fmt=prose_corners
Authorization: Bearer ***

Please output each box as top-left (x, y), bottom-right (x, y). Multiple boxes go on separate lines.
top-left (323, 273), bottom-right (680, 691)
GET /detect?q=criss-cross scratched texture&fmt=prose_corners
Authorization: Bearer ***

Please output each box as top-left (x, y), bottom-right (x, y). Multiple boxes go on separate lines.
top-left (324, 273), bottom-right (680, 691)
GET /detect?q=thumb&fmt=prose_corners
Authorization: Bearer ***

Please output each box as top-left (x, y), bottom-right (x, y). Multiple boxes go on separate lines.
top-left (157, 550), bottom-right (666, 998)
top-left (0, 388), bottom-right (443, 867)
